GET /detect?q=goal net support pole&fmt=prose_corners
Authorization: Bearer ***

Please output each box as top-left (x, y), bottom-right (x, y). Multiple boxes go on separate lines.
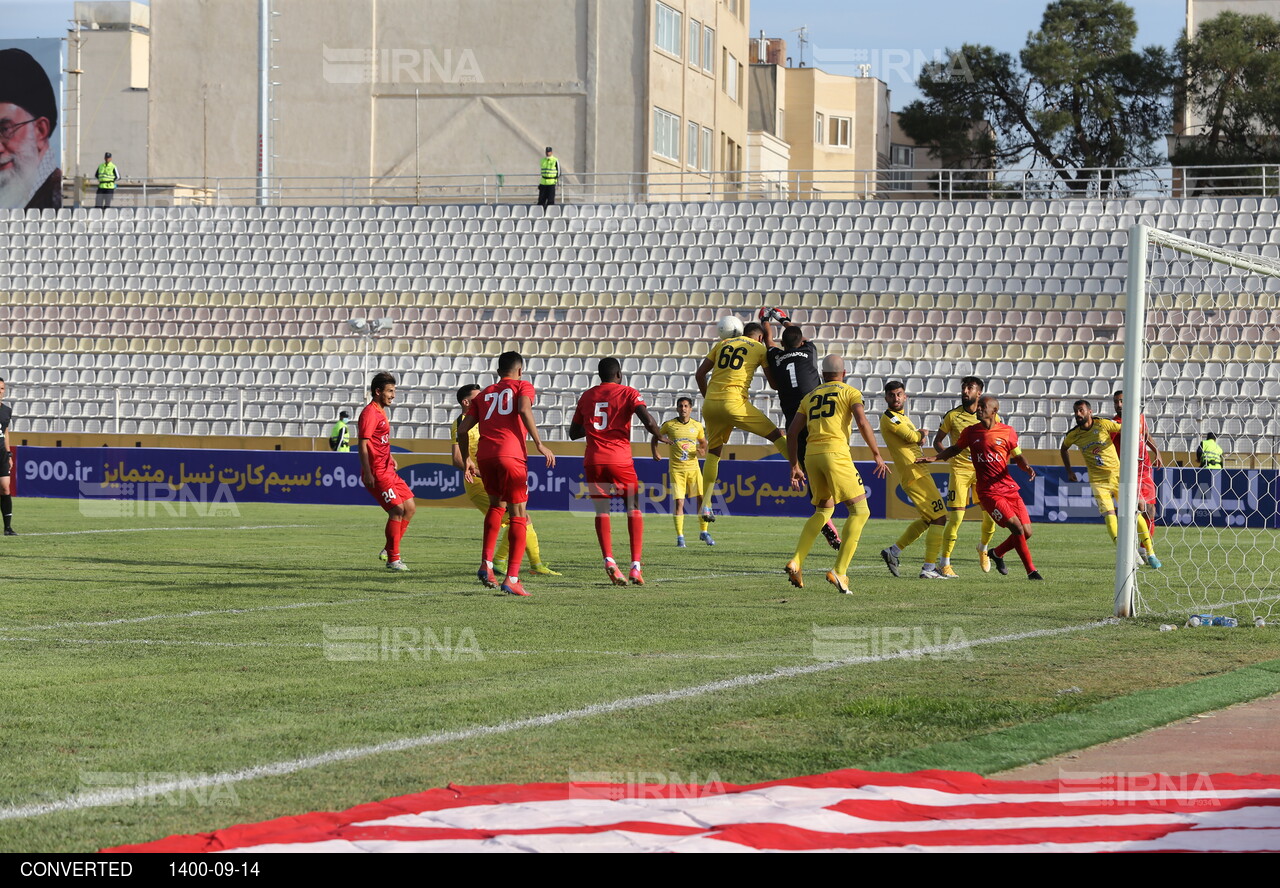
top-left (1115, 224), bottom-right (1147, 617)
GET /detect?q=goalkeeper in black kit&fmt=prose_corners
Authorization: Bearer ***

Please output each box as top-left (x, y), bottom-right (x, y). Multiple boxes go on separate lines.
top-left (763, 308), bottom-right (841, 549)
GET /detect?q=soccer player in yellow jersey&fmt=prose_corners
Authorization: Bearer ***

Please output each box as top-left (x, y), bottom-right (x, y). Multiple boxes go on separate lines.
top-left (1060, 399), bottom-right (1161, 569)
top-left (878, 381), bottom-right (949, 579)
top-left (450, 384), bottom-right (560, 575)
top-left (651, 396), bottom-right (715, 548)
top-left (695, 319), bottom-right (789, 524)
top-left (784, 355), bottom-right (889, 595)
top-left (933, 376), bottom-right (1000, 577)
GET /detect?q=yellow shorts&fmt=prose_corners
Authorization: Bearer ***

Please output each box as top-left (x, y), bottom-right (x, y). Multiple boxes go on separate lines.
top-left (668, 467), bottom-right (703, 500)
top-left (806, 450), bottom-right (866, 506)
top-left (1090, 474), bottom-right (1119, 515)
top-left (946, 468), bottom-right (979, 510)
top-left (902, 475), bottom-right (947, 522)
top-left (703, 398), bottom-right (780, 449)
top-left (465, 477), bottom-right (490, 513)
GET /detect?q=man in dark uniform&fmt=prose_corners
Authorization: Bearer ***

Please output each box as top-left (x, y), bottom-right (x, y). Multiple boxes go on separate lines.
top-left (0, 377), bottom-right (15, 535)
top-left (765, 314), bottom-right (840, 548)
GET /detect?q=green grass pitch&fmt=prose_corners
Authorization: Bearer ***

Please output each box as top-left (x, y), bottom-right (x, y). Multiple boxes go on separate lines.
top-left (0, 497), bottom-right (1276, 852)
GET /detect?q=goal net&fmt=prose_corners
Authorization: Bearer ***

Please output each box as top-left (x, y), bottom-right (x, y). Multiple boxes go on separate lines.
top-left (1116, 226), bottom-right (1280, 621)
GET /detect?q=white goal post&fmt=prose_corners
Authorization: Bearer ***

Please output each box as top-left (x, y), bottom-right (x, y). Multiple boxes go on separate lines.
top-left (1115, 224), bottom-right (1280, 618)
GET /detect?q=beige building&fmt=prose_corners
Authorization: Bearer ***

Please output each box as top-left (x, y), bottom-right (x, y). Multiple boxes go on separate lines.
top-left (64, 1), bottom-right (151, 201)
top-left (121, 0), bottom-right (750, 203)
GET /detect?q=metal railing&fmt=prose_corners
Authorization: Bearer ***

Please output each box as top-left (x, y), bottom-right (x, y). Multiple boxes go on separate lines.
top-left (59, 163), bottom-right (1280, 209)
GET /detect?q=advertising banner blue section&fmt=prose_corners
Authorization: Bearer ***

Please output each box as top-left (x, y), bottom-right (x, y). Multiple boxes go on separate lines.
top-left (13, 447), bottom-right (1276, 527)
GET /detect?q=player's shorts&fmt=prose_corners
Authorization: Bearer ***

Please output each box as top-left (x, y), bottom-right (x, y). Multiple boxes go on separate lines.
top-left (946, 467), bottom-right (979, 510)
top-left (365, 473), bottom-right (414, 513)
top-left (585, 461), bottom-right (640, 499)
top-left (902, 474), bottom-right (947, 522)
top-left (0, 447), bottom-right (10, 479)
top-left (980, 492), bottom-right (1030, 529)
top-left (1088, 472), bottom-right (1120, 515)
top-left (668, 466), bottom-right (703, 500)
top-left (463, 477), bottom-right (489, 513)
top-left (1139, 471), bottom-right (1157, 506)
top-left (478, 457), bottom-right (530, 505)
top-left (805, 450), bottom-right (866, 506)
top-left (703, 398), bottom-right (779, 449)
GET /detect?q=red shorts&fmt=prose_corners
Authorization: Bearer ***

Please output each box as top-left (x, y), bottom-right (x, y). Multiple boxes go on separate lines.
top-left (478, 457), bottom-right (530, 505)
top-left (366, 474), bottom-right (414, 513)
top-left (980, 492), bottom-right (1030, 528)
top-left (1140, 472), bottom-right (1157, 506)
top-left (584, 461), bottom-right (640, 499)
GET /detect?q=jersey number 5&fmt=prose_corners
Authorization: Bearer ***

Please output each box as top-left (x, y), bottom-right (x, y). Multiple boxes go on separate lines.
top-left (716, 345), bottom-right (748, 370)
top-left (483, 388), bottom-right (515, 419)
top-left (593, 401), bottom-right (609, 430)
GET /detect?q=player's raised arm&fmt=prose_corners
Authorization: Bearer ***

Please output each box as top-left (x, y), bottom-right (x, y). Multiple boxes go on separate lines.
top-left (852, 403), bottom-right (889, 479)
top-left (1145, 425), bottom-right (1164, 469)
top-left (518, 394), bottom-right (556, 468)
top-left (454, 413), bottom-right (477, 467)
top-left (694, 357), bottom-right (713, 397)
top-left (932, 426), bottom-right (948, 455)
top-left (1059, 439), bottom-right (1077, 483)
top-left (635, 404), bottom-right (668, 443)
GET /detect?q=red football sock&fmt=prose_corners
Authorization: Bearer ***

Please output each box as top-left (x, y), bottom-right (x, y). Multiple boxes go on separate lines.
top-left (392, 518), bottom-right (409, 560)
top-left (994, 533), bottom-right (1036, 573)
top-left (506, 516), bottom-right (529, 577)
top-left (594, 514), bottom-right (613, 560)
top-left (628, 509), bottom-right (643, 564)
top-left (483, 506), bottom-right (505, 563)
top-left (384, 518), bottom-right (399, 562)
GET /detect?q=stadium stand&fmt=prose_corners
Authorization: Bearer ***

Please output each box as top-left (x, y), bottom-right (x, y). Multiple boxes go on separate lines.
top-left (1, 197), bottom-right (1278, 452)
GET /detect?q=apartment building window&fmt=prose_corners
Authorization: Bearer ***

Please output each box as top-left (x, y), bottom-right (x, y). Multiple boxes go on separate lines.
top-left (889, 144), bottom-right (915, 190)
top-left (814, 112), bottom-right (824, 145)
top-left (829, 116), bottom-right (851, 148)
top-left (703, 27), bottom-right (714, 74)
top-left (725, 52), bottom-right (739, 102)
top-left (687, 120), bottom-right (700, 169)
top-left (688, 19), bottom-right (701, 68)
top-left (654, 107), bottom-right (681, 161)
top-left (701, 126), bottom-right (712, 171)
top-left (656, 2), bottom-right (681, 57)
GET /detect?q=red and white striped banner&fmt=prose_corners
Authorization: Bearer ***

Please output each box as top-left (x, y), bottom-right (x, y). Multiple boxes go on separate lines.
top-left (105, 769), bottom-right (1280, 853)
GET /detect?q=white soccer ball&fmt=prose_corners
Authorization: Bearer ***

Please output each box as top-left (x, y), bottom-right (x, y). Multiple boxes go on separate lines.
top-left (717, 315), bottom-right (744, 339)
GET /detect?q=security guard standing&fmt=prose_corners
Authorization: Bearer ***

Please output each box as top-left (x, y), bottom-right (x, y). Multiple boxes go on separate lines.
top-left (328, 410), bottom-right (352, 453)
top-left (1196, 432), bottom-right (1224, 469)
top-left (95, 152), bottom-right (118, 208)
top-left (538, 146), bottom-right (559, 208)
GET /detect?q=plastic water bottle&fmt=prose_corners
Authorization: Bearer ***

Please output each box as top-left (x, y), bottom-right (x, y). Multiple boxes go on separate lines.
top-left (1188, 614), bottom-right (1237, 627)
top-left (1159, 624), bottom-right (1177, 632)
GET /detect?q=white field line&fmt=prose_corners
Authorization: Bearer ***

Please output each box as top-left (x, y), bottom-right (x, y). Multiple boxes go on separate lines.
top-left (12, 524), bottom-right (319, 537)
top-left (0, 619), bottom-right (1116, 821)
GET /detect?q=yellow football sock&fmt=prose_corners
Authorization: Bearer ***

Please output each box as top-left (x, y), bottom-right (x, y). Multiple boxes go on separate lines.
top-left (1136, 513), bottom-right (1154, 555)
top-left (772, 436), bottom-right (788, 458)
top-left (701, 455), bottom-right (721, 503)
top-left (941, 509), bottom-right (964, 560)
top-left (699, 513), bottom-right (710, 532)
top-left (674, 512), bottom-right (685, 536)
top-left (1105, 513), bottom-right (1119, 543)
top-left (496, 524), bottom-right (510, 563)
top-left (924, 522), bottom-right (944, 563)
top-left (896, 518), bottom-right (929, 551)
top-left (793, 506), bottom-right (834, 567)
top-left (980, 511), bottom-right (997, 548)
top-left (834, 499), bottom-right (871, 576)
top-left (526, 523), bottom-right (542, 565)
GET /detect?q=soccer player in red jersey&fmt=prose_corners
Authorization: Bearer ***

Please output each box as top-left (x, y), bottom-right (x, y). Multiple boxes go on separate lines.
top-left (917, 395), bottom-right (1042, 580)
top-left (1112, 389), bottom-right (1163, 552)
top-left (358, 372), bottom-right (416, 572)
top-left (457, 351), bottom-right (557, 598)
top-left (570, 357), bottom-right (669, 586)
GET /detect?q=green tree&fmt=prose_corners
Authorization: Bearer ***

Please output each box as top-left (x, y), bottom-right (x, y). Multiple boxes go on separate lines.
top-left (900, 0), bottom-right (1174, 192)
top-left (1172, 11), bottom-right (1280, 166)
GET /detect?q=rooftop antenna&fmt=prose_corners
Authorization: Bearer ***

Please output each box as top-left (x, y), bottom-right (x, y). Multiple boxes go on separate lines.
top-left (791, 25), bottom-right (809, 67)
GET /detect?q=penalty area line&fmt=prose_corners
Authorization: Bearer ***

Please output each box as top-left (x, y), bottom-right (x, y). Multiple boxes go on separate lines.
top-left (0, 619), bottom-right (1117, 821)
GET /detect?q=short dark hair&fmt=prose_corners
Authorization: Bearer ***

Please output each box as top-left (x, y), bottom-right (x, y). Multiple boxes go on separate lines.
top-left (339, 410), bottom-right (349, 419)
top-left (884, 380), bottom-right (905, 395)
top-left (598, 356), bottom-right (622, 382)
top-left (781, 326), bottom-right (805, 349)
top-left (1074, 399), bottom-right (1091, 410)
top-left (961, 376), bottom-right (984, 391)
top-left (456, 383), bottom-right (481, 405)
top-left (1113, 390), bottom-right (1124, 397)
top-left (743, 321), bottom-right (763, 338)
top-left (369, 372), bottom-right (396, 396)
top-left (1207, 432), bottom-right (1217, 440)
top-left (497, 351), bottom-right (523, 376)
top-left (677, 396), bottom-right (693, 408)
